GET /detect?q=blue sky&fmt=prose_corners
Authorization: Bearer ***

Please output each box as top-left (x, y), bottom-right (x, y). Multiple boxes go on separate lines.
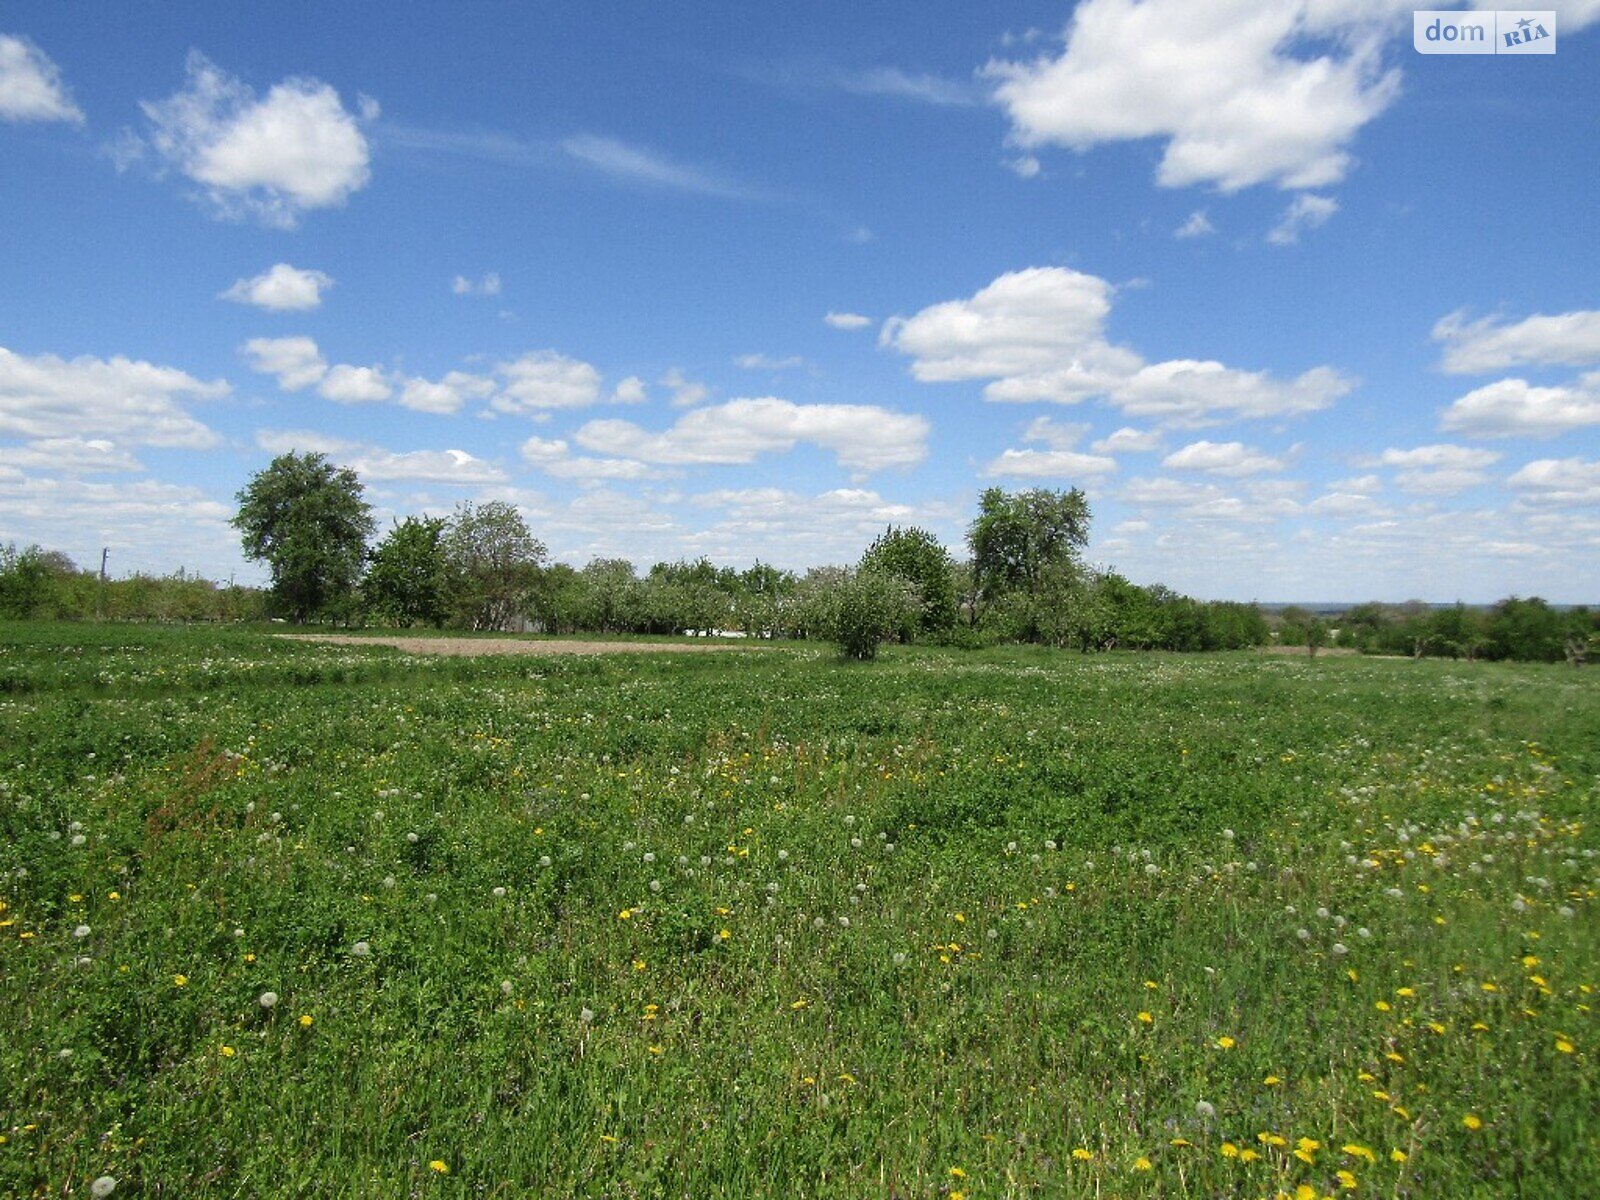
top-left (2, 1), bottom-right (1597, 602)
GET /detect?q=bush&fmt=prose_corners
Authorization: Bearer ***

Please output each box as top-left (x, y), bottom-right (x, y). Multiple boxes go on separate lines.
top-left (828, 568), bottom-right (921, 660)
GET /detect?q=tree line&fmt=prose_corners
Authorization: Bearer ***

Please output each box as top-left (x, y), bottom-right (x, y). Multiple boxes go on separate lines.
top-left (2, 450), bottom-right (1589, 663)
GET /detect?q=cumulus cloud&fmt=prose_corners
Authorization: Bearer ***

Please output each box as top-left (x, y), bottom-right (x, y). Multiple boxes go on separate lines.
top-left (661, 368), bottom-right (709, 409)
top-left (254, 429), bottom-right (504, 484)
top-left (317, 364), bottom-right (391, 404)
top-left (1267, 193), bottom-right (1338, 245)
top-left (452, 271), bottom-right (501, 297)
top-left (0, 34), bottom-right (83, 124)
top-left (1439, 373), bottom-right (1600, 439)
top-left (883, 266), bottom-right (1350, 422)
top-left (492, 351), bottom-right (603, 413)
top-left (242, 336), bottom-right (327, 391)
top-left (986, 0), bottom-right (1402, 193)
top-left (1367, 444), bottom-right (1500, 469)
top-left (985, 416), bottom-right (1117, 479)
top-left (1433, 309), bottom-right (1600, 374)
top-left (520, 436), bottom-right (667, 484)
top-left (137, 51), bottom-right (373, 227)
top-left (390, 371), bottom-right (491, 416)
top-left (1091, 426), bottom-right (1162, 453)
top-left (1175, 209), bottom-right (1215, 239)
top-left (611, 376), bottom-right (647, 405)
top-left (735, 353), bottom-right (803, 371)
top-left (0, 437), bottom-right (141, 475)
top-left (824, 311), bottom-right (872, 330)
top-left (1507, 457), bottom-right (1600, 508)
top-left (1392, 467), bottom-right (1489, 496)
top-left (220, 263), bottom-right (333, 311)
top-left (0, 346), bottom-right (224, 448)
top-left (573, 397), bottom-right (929, 475)
top-left (1162, 439), bottom-right (1289, 476)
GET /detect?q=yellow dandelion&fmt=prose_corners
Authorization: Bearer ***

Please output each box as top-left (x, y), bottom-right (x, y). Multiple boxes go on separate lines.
top-left (632, 959), bottom-right (647, 971)
top-left (1389, 1149), bottom-right (1407, 1162)
top-left (1263, 1075), bottom-right (1282, 1086)
top-left (949, 1166), bottom-right (966, 1179)
top-left (648, 1045), bottom-right (662, 1055)
top-left (1336, 1168), bottom-right (1358, 1189)
top-left (1555, 1038), bottom-right (1575, 1054)
top-left (1295, 1187), bottom-right (1317, 1200)
top-left (1145, 980), bottom-right (1158, 990)
top-left (1133, 1157), bottom-right (1152, 1171)
top-left (299, 1014), bottom-right (313, 1027)
top-left (1072, 1147), bottom-right (1093, 1161)
top-left (1397, 987), bottom-right (1415, 998)
top-left (428, 1160), bottom-right (449, 1174)
top-left (172, 974), bottom-right (188, 987)
top-left (1138, 1011), bottom-right (1154, 1024)
top-left (1375, 1000), bottom-right (1391, 1012)
top-left (1343, 1143), bottom-right (1376, 1164)
top-left (791, 997), bottom-right (809, 1010)
top-left (1221, 1141), bottom-right (1240, 1158)
top-left (219, 1045), bottom-right (236, 1058)
top-left (1216, 1036), bottom-right (1236, 1050)
top-left (1239, 1148), bottom-right (1260, 1163)
top-left (951, 1192), bottom-right (966, 1200)
top-left (1462, 1114), bottom-right (1483, 1130)
top-left (718, 928), bottom-right (731, 941)
top-left (617, 909), bottom-right (632, 920)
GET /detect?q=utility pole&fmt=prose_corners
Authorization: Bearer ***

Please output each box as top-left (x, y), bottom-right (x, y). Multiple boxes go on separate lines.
top-left (97, 547), bottom-right (108, 621)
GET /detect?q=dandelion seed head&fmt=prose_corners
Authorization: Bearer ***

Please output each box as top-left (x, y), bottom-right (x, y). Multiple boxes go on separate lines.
top-left (259, 991), bottom-right (278, 1009)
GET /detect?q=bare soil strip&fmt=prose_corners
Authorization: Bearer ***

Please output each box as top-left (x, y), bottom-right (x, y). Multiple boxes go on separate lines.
top-left (280, 633), bottom-right (757, 657)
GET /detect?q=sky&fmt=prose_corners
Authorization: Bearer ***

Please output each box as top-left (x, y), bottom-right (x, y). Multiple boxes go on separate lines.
top-left (1, 1), bottom-right (1597, 603)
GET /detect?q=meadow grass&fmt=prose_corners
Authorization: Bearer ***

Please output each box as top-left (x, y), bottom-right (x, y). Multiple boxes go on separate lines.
top-left (1, 622), bottom-right (1596, 1197)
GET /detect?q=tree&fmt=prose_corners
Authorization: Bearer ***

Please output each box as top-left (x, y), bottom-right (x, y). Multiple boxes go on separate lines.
top-left (233, 453), bottom-right (373, 623)
top-left (859, 526), bottom-right (957, 638)
top-left (364, 516), bottom-right (449, 628)
top-left (442, 501), bottom-right (546, 631)
top-left (0, 544), bottom-right (76, 619)
top-left (821, 567), bottom-right (922, 660)
top-left (577, 558), bottom-right (643, 633)
top-left (967, 487), bottom-right (1092, 618)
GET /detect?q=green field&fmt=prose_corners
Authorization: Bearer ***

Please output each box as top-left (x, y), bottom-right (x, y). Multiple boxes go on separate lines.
top-left (1, 624), bottom-right (1596, 1198)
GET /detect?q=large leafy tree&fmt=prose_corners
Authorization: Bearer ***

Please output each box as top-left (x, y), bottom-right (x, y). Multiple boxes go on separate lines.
top-left (967, 487), bottom-right (1092, 613)
top-left (363, 515), bottom-right (449, 628)
top-left (442, 501), bottom-right (547, 631)
top-left (233, 452), bottom-right (374, 623)
top-left (859, 525), bottom-right (957, 637)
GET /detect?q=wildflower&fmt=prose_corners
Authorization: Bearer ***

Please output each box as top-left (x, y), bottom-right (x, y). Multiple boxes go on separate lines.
top-left (91, 1178), bottom-right (117, 1198)
top-left (1462, 1114), bottom-right (1483, 1130)
top-left (1138, 1011), bottom-right (1153, 1024)
top-left (618, 909), bottom-right (632, 920)
top-left (299, 1014), bottom-right (313, 1027)
top-left (1195, 1100), bottom-right (1216, 1119)
top-left (1390, 1149), bottom-right (1407, 1162)
top-left (1263, 1075), bottom-right (1282, 1086)
top-left (259, 991), bottom-right (278, 1009)
top-left (1343, 1144), bottom-right (1376, 1164)
top-left (579, 1007), bottom-right (595, 1024)
top-left (73, 924), bottom-right (90, 939)
top-left (1239, 1148), bottom-right (1259, 1163)
top-left (1555, 1038), bottom-right (1575, 1054)
top-left (352, 941), bottom-right (371, 957)
top-left (949, 1167), bottom-right (966, 1178)
top-left (1336, 1168), bottom-right (1358, 1189)
top-left (1216, 1036), bottom-right (1236, 1050)
top-left (1259, 1132), bottom-right (1287, 1146)
top-left (791, 998), bottom-right (809, 1010)
top-left (428, 1160), bottom-right (449, 1174)
top-left (1072, 1147), bottom-right (1093, 1161)
top-left (219, 1045), bottom-right (236, 1058)
top-left (1221, 1141), bottom-right (1240, 1158)
top-left (1133, 1157), bottom-right (1152, 1171)
top-left (173, 974), bottom-right (187, 987)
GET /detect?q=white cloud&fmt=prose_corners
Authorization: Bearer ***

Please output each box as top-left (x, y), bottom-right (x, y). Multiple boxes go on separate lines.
top-left (831, 66), bottom-right (979, 107)
top-left (611, 375), bottom-right (647, 405)
top-left (452, 271), bottom-right (502, 297)
top-left (520, 436), bottom-right (666, 484)
top-left (220, 263), bottom-right (333, 311)
top-left (255, 429), bottom-right (504, 484)
top-left (1392, 467), bottom-right (1488, 496)
top-left (884, 267), bottom-right (1350, 421)
top-left (986, 0), bottom-right (1401, 193)
top-left (1005, 154), bottom-right (1043, 178)
top-left (561, 133), bottom-right (747, 199)
top-left (662, 368), bottom-right (710, 408)
top-left (138, 52), bottom-right (373, 227)
top-left (1306, 490), bottom-right (1390, 517)
top-left (1175, 209), bottom-right (1215, 239)
top-left (1163, 439), bottom-right (1288, 476)
top-left (0, 34), bottom-right (83, 124)
top-left (985, 416), bottom-right (1117, 478)
top-left (492, 351), bottom-right (603, 413)
top-left (1267, 193), bottom-right (1339, 245)
top-left (1440, 373), bottom-right (1600, 439)
top-left (1507, 457), bottom-right (1600, 508)
top-left (1114, 360), bottom-right (1349, 423)
top-left (398, 371), bottom-right (494, 416)
top-left (1091, 426), bottom-right (1162, 453)
top-left (0, 346), bottom-right (224, 448)
top-left (0, 437), bottom-right (141, 475)
top-left (242, 336), bottom-right (327, 391)
top-left (574, 397), bottom-right (929, 475)
top-left (1330, 473), bottom-right (1382, 494)
top-left (735, 353), bottom-right (804, 371)
top-left (1369, 444), bottom-right (1500, 469)
top-left (1433, 309), bottom-right (1600, 374)
top-left (317, 364), bottom-right (392, 404)
top-left (825, 311), bottom-right (872, 331)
